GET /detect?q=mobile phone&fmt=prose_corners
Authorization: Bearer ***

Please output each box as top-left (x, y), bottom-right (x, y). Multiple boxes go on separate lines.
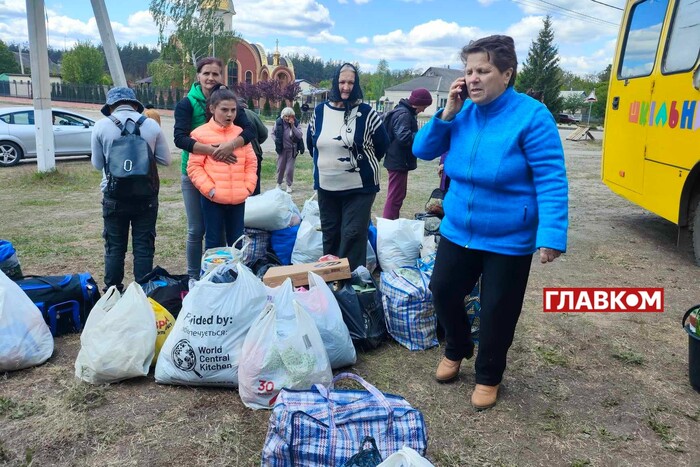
top-left (459, 84), bottom-right (468, 101)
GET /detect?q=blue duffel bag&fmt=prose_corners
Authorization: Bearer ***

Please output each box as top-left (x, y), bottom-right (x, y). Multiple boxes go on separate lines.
top-left (15, 273), bottom-right (101, 336)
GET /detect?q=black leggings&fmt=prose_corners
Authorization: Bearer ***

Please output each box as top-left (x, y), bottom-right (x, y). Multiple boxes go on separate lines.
top-left (430, 237), bottom-right (532, 385)
top-left (317, 190), bottom-right (375, 271)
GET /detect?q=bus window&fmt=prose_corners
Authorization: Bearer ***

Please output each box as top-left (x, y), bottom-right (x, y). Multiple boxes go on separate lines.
top-left (663, 0), bottom-right (700, 73)
top-left (619, 0), bottom-right (669, 79)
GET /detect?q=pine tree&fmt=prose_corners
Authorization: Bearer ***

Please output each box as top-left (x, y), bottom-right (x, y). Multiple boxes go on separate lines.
top-left (516, 16), bottom-right (563, 115)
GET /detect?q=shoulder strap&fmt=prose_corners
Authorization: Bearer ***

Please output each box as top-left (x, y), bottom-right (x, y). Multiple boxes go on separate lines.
top-left (108, 115), bottom-right (124, 132)
top-left (108, 115), bottom-right (144, 136)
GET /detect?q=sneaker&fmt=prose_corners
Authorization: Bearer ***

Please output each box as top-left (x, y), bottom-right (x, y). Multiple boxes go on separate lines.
top-left (286, 185), bottom-right (293, 194)
top-left (276, 184), bottom-right (284, 190)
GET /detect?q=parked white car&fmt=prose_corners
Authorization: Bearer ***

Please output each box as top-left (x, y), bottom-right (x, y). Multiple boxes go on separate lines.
top-left (0, 106), bottom-right (95, 167)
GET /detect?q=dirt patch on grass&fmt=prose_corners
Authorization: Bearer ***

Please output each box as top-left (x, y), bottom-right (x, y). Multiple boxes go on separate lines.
top-left (0, 131), bottom-right (698, 466)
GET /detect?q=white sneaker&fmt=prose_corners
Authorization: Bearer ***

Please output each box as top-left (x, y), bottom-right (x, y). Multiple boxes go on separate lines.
top-left (286, 185), bottom-right (293, 194)
top-left (276, 184), bottom-right (284, 190)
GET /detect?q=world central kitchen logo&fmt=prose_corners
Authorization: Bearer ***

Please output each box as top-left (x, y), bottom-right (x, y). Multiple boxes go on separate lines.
top-left (628, 100), bottom-right (700, 129)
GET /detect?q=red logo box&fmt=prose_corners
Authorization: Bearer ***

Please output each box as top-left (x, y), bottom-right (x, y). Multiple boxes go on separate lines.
top-left (543, 288), bottom-right (664, 312)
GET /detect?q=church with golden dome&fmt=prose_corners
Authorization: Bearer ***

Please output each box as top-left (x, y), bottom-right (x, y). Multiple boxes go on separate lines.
top-left (203, 0), bottom-right (295, 89)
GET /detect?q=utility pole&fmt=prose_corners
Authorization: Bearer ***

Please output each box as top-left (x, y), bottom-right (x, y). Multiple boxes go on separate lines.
top-left (90, 0), bottom-right (126, 87)
top-left (26, 0), bottom-right (55, 172)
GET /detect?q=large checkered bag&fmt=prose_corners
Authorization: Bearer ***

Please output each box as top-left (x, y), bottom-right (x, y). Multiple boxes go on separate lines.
top-left (261, 372), bottom-right (427, 466)
top-left (379, 267), bottom-right (437, 351)
top-left (243, 228), bottom-right (271, 265)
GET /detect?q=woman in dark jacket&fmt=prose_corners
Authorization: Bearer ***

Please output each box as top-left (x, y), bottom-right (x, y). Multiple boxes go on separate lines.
top-left (173, 57), bottom-right (255, 280)
top-left (382, 88), bottom-right (432, 219)
top-left (306, 63), bottom-right (389, 271)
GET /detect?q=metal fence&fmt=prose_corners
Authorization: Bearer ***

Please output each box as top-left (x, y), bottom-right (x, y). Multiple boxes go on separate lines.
top-left (0, 81), bottom-right (186, 110)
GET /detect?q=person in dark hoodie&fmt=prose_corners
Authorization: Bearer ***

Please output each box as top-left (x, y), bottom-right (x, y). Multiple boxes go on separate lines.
top-left (382, 88), bottom-right (433, 219)
top-left (306, 62), bottom-right (389, 271)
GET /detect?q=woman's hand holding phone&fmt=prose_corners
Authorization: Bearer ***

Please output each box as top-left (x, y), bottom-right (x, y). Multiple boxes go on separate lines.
top-left (441, 77), bottom-right (467, 122)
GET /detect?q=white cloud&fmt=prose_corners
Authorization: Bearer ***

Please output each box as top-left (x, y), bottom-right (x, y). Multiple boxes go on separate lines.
top-left (357, 19), bottom-right (484, 67)
top-left (308, 30), bottom-right (348, 44)
top-left (278, 45), bottom-right (320, 56)
top-left (0, 0), bottom-right (25, 18)
top-left (356, 36), bottom-right (369, 44)
top-left (354, 0), bottom-right (371, 4)
top-left (477, 0), bottom-right (498, 5)
top-left (233, 0), bottom-right (333, 40)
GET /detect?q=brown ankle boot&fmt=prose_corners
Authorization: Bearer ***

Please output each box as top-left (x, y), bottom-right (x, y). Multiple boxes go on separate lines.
top-left (471, 384), bottom-right (499, 410)
top-left (435, 357), bottom-right (461, 383)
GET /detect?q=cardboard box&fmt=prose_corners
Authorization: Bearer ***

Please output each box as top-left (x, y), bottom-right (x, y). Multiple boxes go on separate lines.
top-left (263, 258), bottom-right (351, 288)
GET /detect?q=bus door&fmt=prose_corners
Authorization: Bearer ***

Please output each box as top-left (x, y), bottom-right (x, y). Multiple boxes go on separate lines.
top-left (643, 0), bottom-right (700, 221)
top-left (603, 0), bottom-right (670, 195)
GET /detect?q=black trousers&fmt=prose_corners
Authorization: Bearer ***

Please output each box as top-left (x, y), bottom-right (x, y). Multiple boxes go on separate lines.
top-left (317, 190), bottom-right (375, 271)
top-left (102, 196), bottom-right (158, 291)
top-left (430, 237), bottom-right (532, 386)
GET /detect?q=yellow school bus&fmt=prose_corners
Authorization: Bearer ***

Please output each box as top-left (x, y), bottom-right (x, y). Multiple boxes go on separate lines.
top-left (602, 0), bottom-right (700, 264)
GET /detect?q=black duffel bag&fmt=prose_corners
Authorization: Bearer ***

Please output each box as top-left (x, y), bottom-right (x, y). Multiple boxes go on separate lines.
top-left (136, 266), bottom-right (189, 317)
top-left (15, 273), bottom-right (101, 336)
top-left (332, 268), bottom-right (387, 352)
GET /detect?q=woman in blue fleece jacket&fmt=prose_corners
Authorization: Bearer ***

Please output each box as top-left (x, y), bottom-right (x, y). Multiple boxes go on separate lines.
top-left (413, 35), bottom-right (568, 410)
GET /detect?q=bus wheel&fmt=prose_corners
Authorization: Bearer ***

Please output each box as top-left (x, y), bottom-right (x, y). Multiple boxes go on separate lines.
top-left (693, 197), bottom-right (700, 266)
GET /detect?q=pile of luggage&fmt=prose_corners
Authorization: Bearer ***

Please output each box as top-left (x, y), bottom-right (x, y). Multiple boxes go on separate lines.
top-left (0, 187), bottom-right (484, 466)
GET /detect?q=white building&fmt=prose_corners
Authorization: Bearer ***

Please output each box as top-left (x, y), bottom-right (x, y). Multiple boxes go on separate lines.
top-left (382, 67), bottom-right (463, 116)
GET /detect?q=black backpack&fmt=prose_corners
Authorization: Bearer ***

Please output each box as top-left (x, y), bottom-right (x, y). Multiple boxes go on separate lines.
top-left (104, 115), bottom-right (159, 200)
top-left (381, 107), bottom-right (400, 144)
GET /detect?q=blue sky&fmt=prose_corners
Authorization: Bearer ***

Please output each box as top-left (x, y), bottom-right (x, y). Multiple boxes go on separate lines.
top-left (0, 0), bottom-right (624, 77)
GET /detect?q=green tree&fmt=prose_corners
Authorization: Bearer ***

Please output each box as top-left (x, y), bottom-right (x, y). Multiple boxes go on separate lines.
top-left (516, 16), bottom-right (563, 115)
top-left (562, 94), bottom-right (585, 114)
top-left (293, 101), bottom-right (301, 120)
top-left (0, 40), bottom-right (20, 74)
top-left (150, 0), bottom-right (240, 87)
top-left (591, 64), bottom-right (611, 121)
top-left (117, 43), bottom-right (160, 81)
top-left (61, 42), bottom-right (106, 84)
top-left (263, 99), bottom-right (271, 117)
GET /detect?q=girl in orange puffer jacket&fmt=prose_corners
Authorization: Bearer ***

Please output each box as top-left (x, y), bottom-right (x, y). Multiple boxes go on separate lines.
top-left (187, 87), bottom-right (258, 249)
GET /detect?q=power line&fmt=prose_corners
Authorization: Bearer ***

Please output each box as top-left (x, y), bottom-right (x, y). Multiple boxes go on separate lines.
top-left (589, 0), bottom-right (624, 11)
top-left (534, 0), bottom-right (620, 26)
top-left (513, 0), bottom-right (619, 28)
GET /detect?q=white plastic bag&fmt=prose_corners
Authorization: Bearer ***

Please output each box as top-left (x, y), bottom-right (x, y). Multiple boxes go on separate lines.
top-left (291, 214), bottom-right (323, 265)
top-left (420, 235), bottom-right (438, 260)
top-left (75, 283), bottom-right (156, 384)
top-left (155, 263), bottom-right (268, 387)
top-left (200, 235), bottom-right (251, 278)
top-left (238, 294), bottom-right (332, 409)
top-left (377, 446), bottom-right (435, 467)
top-left (272, 273), bottom-right (356, 369)
top-left (244, 188), bottom-right (296, 230)
top-left (0, 270), bottom-right (53, 371)
top-left (377, 217), bottom-right (425, 272)
top-left (300, 193), bottom-right (320, 219)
